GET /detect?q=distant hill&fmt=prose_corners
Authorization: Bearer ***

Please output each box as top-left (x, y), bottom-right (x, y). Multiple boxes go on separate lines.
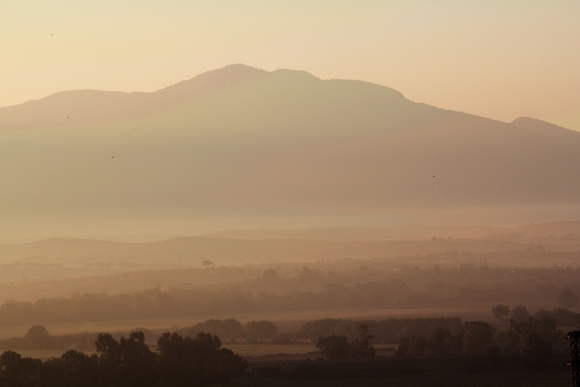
top-left (202, 221), bottom-right (580, 241)
top-left (0, 64), bottom-right (266, 130)
top-left (1, 64), bottom-right (580, 239)
top-left (0, 235), bottom-right (543, 266)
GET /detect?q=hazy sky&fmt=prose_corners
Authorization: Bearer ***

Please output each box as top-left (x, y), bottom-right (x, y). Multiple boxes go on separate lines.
top-left (2, 0), bottom-right (579, 130)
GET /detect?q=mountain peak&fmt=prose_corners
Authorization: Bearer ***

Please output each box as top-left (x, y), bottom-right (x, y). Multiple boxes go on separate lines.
top-left (156, 63), bottom-right (267, 95)
top-left (511, 116), bottom-right (577, 136)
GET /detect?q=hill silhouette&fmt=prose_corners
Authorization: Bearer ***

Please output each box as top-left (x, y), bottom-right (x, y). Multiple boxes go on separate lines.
top-left (0, 64), bottom-right (266, 130)
top-left (1, 64), bottom-right (579, 238)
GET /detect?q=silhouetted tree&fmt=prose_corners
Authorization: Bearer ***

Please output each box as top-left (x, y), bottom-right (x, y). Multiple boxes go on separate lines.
top-left (0, 351), bottom-right (42, 387)
top-left (60, 350), bottom-right (98, 387)
top-left (156, 332), bottom-right (246, 387)
top-left (316, 335), bottom-right (350, 359)
top-left (462, 321), bottom-right (494, 355)
top-left (428, 327), bottom-right (463, 355)
top-left (95, 331), bottom-right (157, 387)
top-left (394, 337), bottom-right (411, 356)
top-left (261, 269), bottom-right (280, 281)
top-left (534, 307), bottom-right (578, 327)
top-left (24, 326), bottom-right (53, 350)
top-left (350, 325), bottom-right (375, 358)
top-left (408, 335), bottom-right (427, 356)
top-left (511, 305), bottom-right (530, 323)
top-left (491, 304), bottom-right (511, 320)
top-left (395, 335), bottom-right (427, 357)
top-left (523, 333), bottom-right (552, 369)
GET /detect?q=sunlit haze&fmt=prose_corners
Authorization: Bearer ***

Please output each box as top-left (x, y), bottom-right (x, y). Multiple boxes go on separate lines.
top-left (2, 0), bottom-right (579, 130)
top-left (1, 3), bottom-right (580, 384)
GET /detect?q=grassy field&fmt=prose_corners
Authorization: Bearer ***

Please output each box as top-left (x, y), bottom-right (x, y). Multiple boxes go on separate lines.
top-left (233, 354), bottom-right (572, 387)
top-left (231, 372), bottom-right (570, 387)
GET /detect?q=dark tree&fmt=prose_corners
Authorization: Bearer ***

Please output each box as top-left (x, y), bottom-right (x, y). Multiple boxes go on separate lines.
top-left (395, 335), bottom-right (427, 356)
top-left (261, 269), bottom-right (280, 281)
top-left (462, 321), bottom-right (494, 355)
top-left (350, 325), bottom-right (375, 358)
top-left (408, 335), bottom-right (427, 356)
top-left (394, 337), bottom-right (410, 357)
top-left (60, 350), bottom-right (98, 387)
top-left (428, 327), bottom-right (451, 355)
top-left (24, 326), bottom-right (54, 350)
top-left (316, 335), bottom-right (350, 359)
top-left (491, 304), bottom-right (511, 320)
top-left (510, 305), bottom-right (530, 323)
top-left (156, 332), bottom-right (246, 387)
top-left (0, 351), bottom-right (42, 387)
top-left (95, 331), bottom-right (157, 387)
top-left (523, 333), bottom-right (553, 369)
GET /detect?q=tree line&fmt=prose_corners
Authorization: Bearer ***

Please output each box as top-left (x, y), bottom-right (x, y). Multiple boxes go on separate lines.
top-left (311, 315), bottom-right (565, 369)
top-left (1, 265), bottom-right (580, 327)
top-left (0, 331), bottom-right (246, 387)
top-left (0, 319), bottom-right (280, 351)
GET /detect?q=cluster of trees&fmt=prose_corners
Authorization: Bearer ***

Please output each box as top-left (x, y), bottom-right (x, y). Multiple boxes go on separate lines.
top-left (1, 265), bottom-right (580, 327)
top-left (0, 325), bottom-right (96, 351)
top-left (181, 319), bottom-right (278, 341)
top-left (0, 331), bottom-right (246, 387)
top-left (297, 317), bottom-right (463, 344)
top-left (492, 303), bottom-right (580, 328)
top-left (393, 316), bottom-right (564, 368)
top-left (0, 281), bottom-right (426, 326)
top-left (0, 319), bottom-right (281, 351)
top-left (299, 314), bottom-right (568, 368)
top-left (316, 325), bottom-right (376, 359)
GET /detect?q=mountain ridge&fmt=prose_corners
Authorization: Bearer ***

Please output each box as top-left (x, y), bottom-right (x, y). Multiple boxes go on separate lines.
top-left (0, 64), bottom-right (267, 130)
top-left (1, 64), bottom-right (580, 240)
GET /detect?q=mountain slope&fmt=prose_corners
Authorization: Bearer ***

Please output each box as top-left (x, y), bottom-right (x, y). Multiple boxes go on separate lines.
top-left (0, 64), bottom-right (266, 130)
top-left (1, 65), bottom-right (580, 239)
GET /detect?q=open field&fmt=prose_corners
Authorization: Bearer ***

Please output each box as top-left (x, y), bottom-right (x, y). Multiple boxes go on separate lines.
top-left (234, 355), bottom-right (572, 387)
top-left (231, 373), bottom-right (570, 387)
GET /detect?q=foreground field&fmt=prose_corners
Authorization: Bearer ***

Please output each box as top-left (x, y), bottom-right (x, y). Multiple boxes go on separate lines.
top-left (234, 355), bottom-right (571, 387)
top-left (232, 373), bottom-right (570, 387)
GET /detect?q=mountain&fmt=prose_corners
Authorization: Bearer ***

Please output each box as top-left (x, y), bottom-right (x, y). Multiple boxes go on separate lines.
top-left (1, 64), bottom-right (580, 239)
top-left (0, 64), bottom-right (266, 130)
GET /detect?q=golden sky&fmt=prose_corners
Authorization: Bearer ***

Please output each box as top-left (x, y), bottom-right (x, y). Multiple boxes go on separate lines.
top-left (2, 0), bottom-right (579, 130)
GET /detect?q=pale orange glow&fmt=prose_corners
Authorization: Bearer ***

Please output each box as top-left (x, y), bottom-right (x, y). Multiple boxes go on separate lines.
top-left (1, 1), bottom-right (579, 130)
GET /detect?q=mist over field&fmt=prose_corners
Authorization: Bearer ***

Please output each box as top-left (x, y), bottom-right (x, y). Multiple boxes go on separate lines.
top-left (2, 62), bottom-right (580, 335)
